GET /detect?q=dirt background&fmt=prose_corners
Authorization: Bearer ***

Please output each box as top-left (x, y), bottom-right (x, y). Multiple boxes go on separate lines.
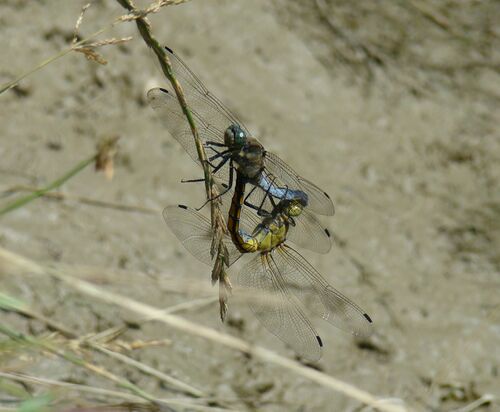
top-left (1, 1), bottom-right (499, 411)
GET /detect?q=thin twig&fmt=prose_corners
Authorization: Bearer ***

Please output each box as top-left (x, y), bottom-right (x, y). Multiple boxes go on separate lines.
top-left (0, 155), bottom-right (96, 217)
top-left (0, 0), bottom-right (188, 95)
top-left (0, 246), bottom-right (409, 412)
top-left (0, 372), bottom-right (144, 404)
top-left (451, 394), bottom-right (495, 412)
top-left (0, 186), bottom-right (159, 215)
top-left (0, 323), bottom-right (160, 405)
top-left (0, 136), bottom-right (119, 217)
top-left (0, 292), bottom-right (207, 398)
top-left (115, 0), bottom-right (230, 318)
top-left (0, 22), bottom-right (111, 95)
top-left (118, 0), bottom-right (190, 21)
top-left (0, 292), bottom-right (75, 338)
top-left (0, 372), bottom-right (234, 412)
top-left (145, 296), bottom-right (218, 320)
top-left (90, 345), bottom-right (205, 398)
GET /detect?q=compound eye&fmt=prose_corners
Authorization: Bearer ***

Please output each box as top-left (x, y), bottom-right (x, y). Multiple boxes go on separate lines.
top-left (224, 127), bottom-right (236, 146)
top-left (235, 129), bottom-right (246, 145)
top-left (289, 203), bottom-right (303, 217)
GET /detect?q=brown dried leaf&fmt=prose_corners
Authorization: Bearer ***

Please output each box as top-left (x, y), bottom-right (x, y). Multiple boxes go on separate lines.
top-left (75, 47), bottom-right (108, 65)
top-left (211, 254), bottom-right (223, 285)
top-left (95, 136), bottom-right (120, 180)
top-left (218, 270), bottom-right (232, 322)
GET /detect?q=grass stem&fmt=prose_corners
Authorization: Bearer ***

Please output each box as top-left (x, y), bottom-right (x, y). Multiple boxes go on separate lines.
top-left (0, 155), bottom-right (96, 217)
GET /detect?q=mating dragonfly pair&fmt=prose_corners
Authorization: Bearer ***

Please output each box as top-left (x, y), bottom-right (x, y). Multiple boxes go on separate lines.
top-left (148, 47), bottom-right (372, 361)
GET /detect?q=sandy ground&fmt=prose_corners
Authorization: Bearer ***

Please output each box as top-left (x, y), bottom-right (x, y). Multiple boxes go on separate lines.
top-left (1, 1), bottom-right (499, 411)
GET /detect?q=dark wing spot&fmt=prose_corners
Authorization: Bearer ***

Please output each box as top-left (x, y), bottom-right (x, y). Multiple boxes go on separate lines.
top-left (363, 313), bottom-right (373, 323)
top-left (316, 335), bottom-right (323, 347)
top-left (178, 204), bottom-right (188, 210)
top-left (159, 87), bottom-right (170, 94)
top-left (164, 45), bottom-right (174, 54)
top-left (323, 191), bottom-right (331, 199)
top-left (221, 183), bottom-right (229, 188)
top-left (324, 228), bottom-right (331, 237)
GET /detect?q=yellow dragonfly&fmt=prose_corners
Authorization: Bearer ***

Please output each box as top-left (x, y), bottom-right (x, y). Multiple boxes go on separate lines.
top-left (164, 195), bottom-right (372, 361)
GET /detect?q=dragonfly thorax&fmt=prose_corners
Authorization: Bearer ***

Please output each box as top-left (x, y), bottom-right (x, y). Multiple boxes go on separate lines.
top-left (234, 138), bottom-right (265, 179)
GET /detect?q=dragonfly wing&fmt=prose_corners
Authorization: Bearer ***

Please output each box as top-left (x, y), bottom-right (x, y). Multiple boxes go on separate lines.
top-left (287, 209), bottom-right (333, 254)
top-left (147, 87), bottom-right (232, 184)
top-left (163, 46), bottom-right (250, 136)
top-left (263, 152), bottom-right (335, 216)
top-left (238, 253), bottom-right (323, 361)
top-left (163, 205), bottom-right (241, 266)
top-left (276, 245), bottom-right (373, 338)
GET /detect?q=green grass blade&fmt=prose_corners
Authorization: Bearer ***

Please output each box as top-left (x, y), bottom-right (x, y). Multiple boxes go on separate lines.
top-left (0, 154), bottom-right (96, 217)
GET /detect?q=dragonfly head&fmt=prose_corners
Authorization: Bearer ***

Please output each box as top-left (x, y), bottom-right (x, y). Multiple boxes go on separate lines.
top-left (278, 199), bottom-right (304, 218)
top-left (287, 200), bottom-right (304, 217)
top-left (224, 124), bottom-right (247, 147)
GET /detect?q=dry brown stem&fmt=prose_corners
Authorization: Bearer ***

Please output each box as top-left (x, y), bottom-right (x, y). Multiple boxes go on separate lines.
top-left (115, 0), bottom-right (230, 318)
top-left (0, 246), bottom-right (409, 412)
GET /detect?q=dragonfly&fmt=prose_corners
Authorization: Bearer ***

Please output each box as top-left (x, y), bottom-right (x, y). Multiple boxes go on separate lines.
top-left (147, 46), bottom-right (335, 217)
top-left (225, 168), bottom-right (332, 254)
top-left (164, 200), bottom-right (372, 361)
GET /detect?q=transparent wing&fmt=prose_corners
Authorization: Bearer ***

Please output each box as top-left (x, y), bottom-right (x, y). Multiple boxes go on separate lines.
top-left (163, 46), bottom-right (250, 135)
top-left (263, 152), bottom-right (335, 216)
top-left (147, 87), bottom-right (231, 184)
top-left (163, 205), bottom-right (241, 266)
top-left (147, 46), bottom-right (250, 183)
top-left (238, 253), bottom-right (323, 361)
top-left (275, 245), bottom-right (373, 338)
top-left (287, 210), bottom-right (333, 254)
top-left (239, 204), bottom-right (265, 236)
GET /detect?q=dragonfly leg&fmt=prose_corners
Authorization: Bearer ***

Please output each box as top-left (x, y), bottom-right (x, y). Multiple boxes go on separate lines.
top-left (205, 146), bottom-right (221, 156)
top-left (268, 181), bottom-right (279, 209)
top-left (181, 156), bottom-right (230, 185)
top-left (205, 141), bottom-right (227, 148)
top-left (211, 155), bottom-right (230, 175)
top-left (243, 186), bottom-right (260, 211)
top-left (258, 176), bottom-right (280, 216)
top-left (181, 178), bottom-right (205, 183)
top-left (277, 184), bottom-right (291, 205)
top-left (194, 163), bottom-right (234, 211)
top-left (209, 149), bottom-right (232, 162)
top-left (243, 185), bottom-right (271, 217)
